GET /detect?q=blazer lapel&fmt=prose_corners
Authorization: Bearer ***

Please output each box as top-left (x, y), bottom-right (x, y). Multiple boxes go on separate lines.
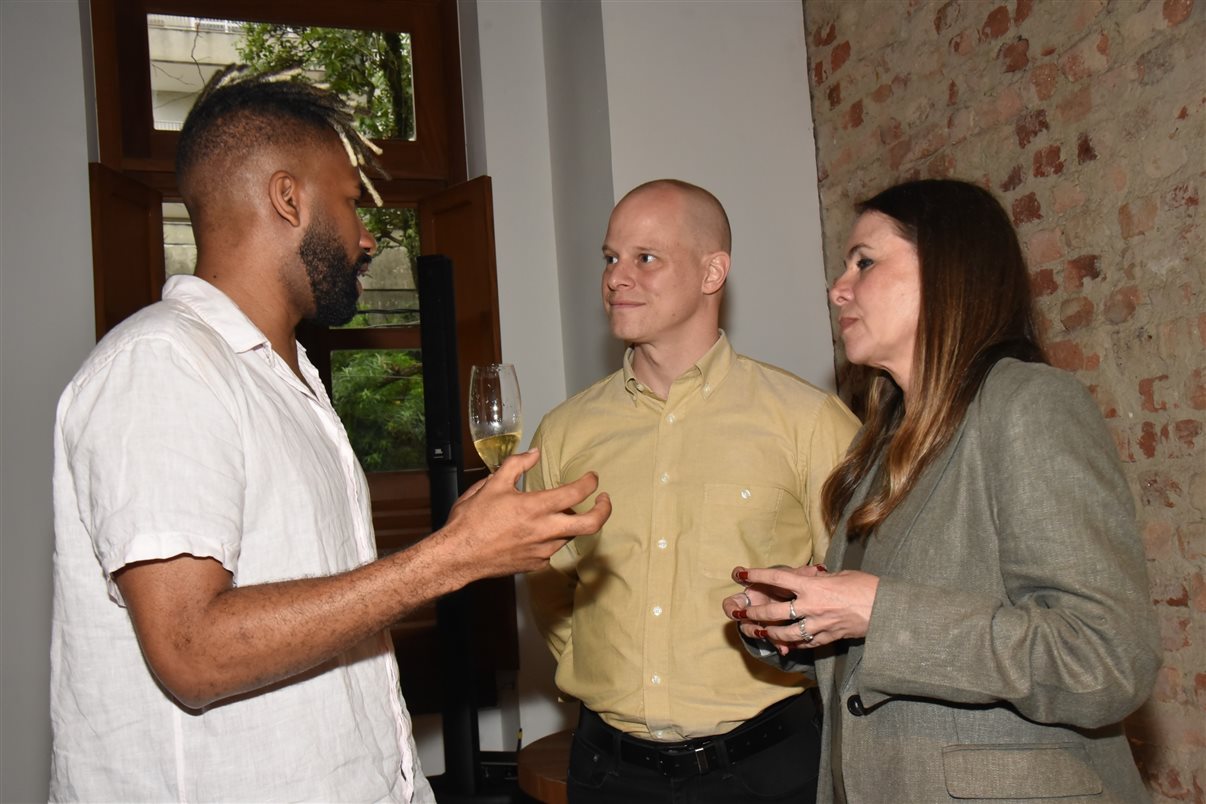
top-left (830, 418), bottom-right (972, 689)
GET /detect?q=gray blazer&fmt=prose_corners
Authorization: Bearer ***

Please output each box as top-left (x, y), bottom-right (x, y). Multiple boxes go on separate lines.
top-left (753, 359), bottom-right (1161, 803)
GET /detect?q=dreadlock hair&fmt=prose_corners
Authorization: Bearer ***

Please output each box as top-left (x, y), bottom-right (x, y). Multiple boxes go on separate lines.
top-left (176, 64), bottom-right (389, 220)
top-left (821, 179), bottom-right (1046, 540)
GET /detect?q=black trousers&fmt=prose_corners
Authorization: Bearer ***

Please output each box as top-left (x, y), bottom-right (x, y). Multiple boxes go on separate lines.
top-left (566, 692), bottom-right (821, 804)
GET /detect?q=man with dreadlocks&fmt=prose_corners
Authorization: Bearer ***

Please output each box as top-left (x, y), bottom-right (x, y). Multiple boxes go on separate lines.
top-left (49, 65), bottom-right (611, 802)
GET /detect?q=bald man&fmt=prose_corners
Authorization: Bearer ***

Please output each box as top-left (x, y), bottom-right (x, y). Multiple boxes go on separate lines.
top-left (49, 66), bottom-right (609, 803)
top-left (526, 180), bottom-right (860, 803)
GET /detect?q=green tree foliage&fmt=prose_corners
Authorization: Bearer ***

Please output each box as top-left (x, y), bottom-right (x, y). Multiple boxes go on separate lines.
top-left (332, 350), bottom-right (426, 472)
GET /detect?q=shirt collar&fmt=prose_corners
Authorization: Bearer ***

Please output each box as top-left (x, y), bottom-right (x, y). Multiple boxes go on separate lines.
top-left (622, 330), bottom-right (735, 400)
top-left (163, 274), bottom-right (272, 355)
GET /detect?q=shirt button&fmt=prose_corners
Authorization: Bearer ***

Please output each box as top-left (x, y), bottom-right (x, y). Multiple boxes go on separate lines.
top-left (652, 606), bottom-right (663, 616)
top-left (740, 488), bottom-right (752, 500)
top-left (847, 694), bottom-right (866, 717)
top-left (651, 674), bottom-right (662, 685)
top-left (659, 472), bottom-right (670, 484)
top-left (666, 413), bottom-right (676, 424)
top-left (657, 539), bottom-right (668, 550)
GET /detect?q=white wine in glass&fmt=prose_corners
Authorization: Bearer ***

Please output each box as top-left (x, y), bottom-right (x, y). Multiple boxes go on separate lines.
top-left (468, 363), bottom-right (522, 472)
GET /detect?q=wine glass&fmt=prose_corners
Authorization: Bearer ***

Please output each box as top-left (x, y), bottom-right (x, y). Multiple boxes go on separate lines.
top-left (468, 363), bottom-right (522, 472)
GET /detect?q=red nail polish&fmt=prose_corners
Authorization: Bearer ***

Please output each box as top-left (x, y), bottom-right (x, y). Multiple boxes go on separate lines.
top-left (736, 570), bottom-right (749, 582)
top-left (816, 564), bottom-right (828, 573)
top-left (733, 609), bottom-right (747, 620)
top-left (754, 628), bottom-right (769, 639)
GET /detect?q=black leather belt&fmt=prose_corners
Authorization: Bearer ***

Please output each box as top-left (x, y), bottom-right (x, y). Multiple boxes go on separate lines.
top-left (575, 690), bottom-right (818, 779)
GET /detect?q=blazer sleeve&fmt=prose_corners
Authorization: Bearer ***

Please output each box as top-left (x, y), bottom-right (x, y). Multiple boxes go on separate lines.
top-left (524, 418), bottom-right (579, 660)
top-left (856, 364), bottom-right (1161, 728)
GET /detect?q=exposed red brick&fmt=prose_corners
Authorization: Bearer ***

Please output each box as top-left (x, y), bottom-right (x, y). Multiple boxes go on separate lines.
top-left (1057, 85), bottom-right (1092, 123)
top-left (1139, 421), bottom-right (1160, 459)
top-left (934, 0), bottom-right (959, 34)
top-left (980, 5), bottom-right (1011, 40)
top-left (827, 81), bottom-right (842, 110)
top-left (871, 82), bottom-right (893, 103)
top-left (951, 29), bottom-right (976, 55)
top-left (889, 138), bottom-right (912, 171)
top-left (1175, 420), bottom-right (1203, 450)
top-left (1088, 384), bottom-right (1118, 418)
top-left (1001, 38), bottom-right (1029, 72)
top-left (842, 99), bottom-right (864, 129)
top-left (831, 41), bottom-right (852, 73)
top-left (1077, 132), bottom-right (1098, 163)
top-left (910, 124), bottom-right (948, 161)
top-left (1027, 228), bottom-right (1065, 264)
top-left (1031, 267), bottom-right (1058, 296)
top-left (1015, 108), bottom-right (1049, 147)
top-left (1177, 105), bottom-right (1189, 119)
top-left (948, 80), bottom-right (959, 105)
top-left (1001, 163), bottom-right (1025, 192)
top-left (1064, 254), bottom-right (1101, 289)
top-left (1012, 192), bottom-right (1042, 224)
top-left (1190, 368), bottom-right (1206, 410)
top-left (1030, 62), bottom-right (1059, 100)
top-left (813, 21), bottom-right (836, 47)
top-left (1140, 375), bottom-right (1170, 412)
top-left (926, 152), bottom-right (957, 178)
top-left (1046, 340), bottom-right (1086, 370)
top-left (1052, 181), bottom-right (1087, 212)
top-left (1015, 0), bottom-right (1034, 23)
top-left (813, 60), bottom-right (828, 86)
top-left (1165, 183), bottom-right (1200, 209)
top-left (1163, 0), bottom-right (1193, 27)
top-left (1142, 471), bottom-right (1183, 508)
top-left (1119, 196), bottom-right (1159, 238)
top-left (879, 118), bottom-right (904, 144)
top-left (1104, 286), bottom-right (1140, 324)
top-left (1199, 313), bottom-right (1206, 347)
top-left (1061, 33), bottom-right (1110, 81)
top-left (1059, 297), bottom-right (1094, 331)
top-left (1033, 144), bottom-right (1065, 177)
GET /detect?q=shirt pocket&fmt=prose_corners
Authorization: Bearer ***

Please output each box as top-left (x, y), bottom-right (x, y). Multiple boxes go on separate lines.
top-left (697, 482), bottom-right (785, 579)
top-left (941, 742), bottom-right (1104, 799)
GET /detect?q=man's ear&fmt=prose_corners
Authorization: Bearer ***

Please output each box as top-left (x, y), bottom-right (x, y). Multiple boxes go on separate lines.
top-left (268, 170), bottom-right (303, 228)
top-left (702, 251), bottom-right (731, 295)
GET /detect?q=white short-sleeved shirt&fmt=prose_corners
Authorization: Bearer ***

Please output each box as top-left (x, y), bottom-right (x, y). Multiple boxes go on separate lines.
top-left (50, 275), bottom-right (433, 802)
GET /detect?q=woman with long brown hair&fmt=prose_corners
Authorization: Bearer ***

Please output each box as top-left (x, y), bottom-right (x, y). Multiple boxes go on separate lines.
top-left (724, 179), bottom-right (1159, 802)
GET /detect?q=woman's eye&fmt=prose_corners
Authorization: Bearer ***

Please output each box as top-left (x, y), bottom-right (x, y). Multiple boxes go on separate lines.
top-left (856, 257), bottom-right (874, 270)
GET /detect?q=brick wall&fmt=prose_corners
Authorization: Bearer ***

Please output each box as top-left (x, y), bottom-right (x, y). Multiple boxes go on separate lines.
top-left (801, 0), bottom-right (1203, 799)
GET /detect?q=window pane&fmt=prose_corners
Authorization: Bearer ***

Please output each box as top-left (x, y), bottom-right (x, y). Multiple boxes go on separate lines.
top-left (346, 207), bottom-right (420, 329)
top-left (163, 202), bottom-right (196, 276)
top-left (332, 349), bottom-right (426, 472)
top-left (147, 15), bottom-right (417, 140)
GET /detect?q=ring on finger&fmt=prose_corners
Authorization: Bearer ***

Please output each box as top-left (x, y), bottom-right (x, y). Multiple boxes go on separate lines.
top-left (797, 619), bottom-right (814, 643)
top-left (741, 592), bottom-right (752, 608)
top-left (788, 599), bottom-right (799, 621)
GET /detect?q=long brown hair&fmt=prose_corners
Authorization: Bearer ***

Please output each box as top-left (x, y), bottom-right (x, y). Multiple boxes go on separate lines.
top-left (821, 179), bottom-right (1045, 538)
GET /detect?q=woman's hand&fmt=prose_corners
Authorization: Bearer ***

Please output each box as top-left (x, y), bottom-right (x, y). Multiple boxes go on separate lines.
top-left (724, 564), bottom-right (881, 654)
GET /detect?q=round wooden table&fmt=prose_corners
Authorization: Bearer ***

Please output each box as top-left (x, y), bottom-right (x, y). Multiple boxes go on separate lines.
top-left (516, 729), bottom-right (572, 804)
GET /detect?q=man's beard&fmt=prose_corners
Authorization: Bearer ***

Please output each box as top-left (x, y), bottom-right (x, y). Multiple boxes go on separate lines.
top-left (298, 219), bottom-right (371, 326)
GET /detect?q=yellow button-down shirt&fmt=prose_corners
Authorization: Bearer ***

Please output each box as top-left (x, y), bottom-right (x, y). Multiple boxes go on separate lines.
top-left (527, 334), bottom-right (860, 740)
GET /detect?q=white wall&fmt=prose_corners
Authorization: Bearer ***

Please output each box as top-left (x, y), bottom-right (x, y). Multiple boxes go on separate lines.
top-left (0, 2), bottom-right (97, 801)
top-left (600, 0), bottom-right (835, 386)
top-left (462, 0), bottom-right (836, 749)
